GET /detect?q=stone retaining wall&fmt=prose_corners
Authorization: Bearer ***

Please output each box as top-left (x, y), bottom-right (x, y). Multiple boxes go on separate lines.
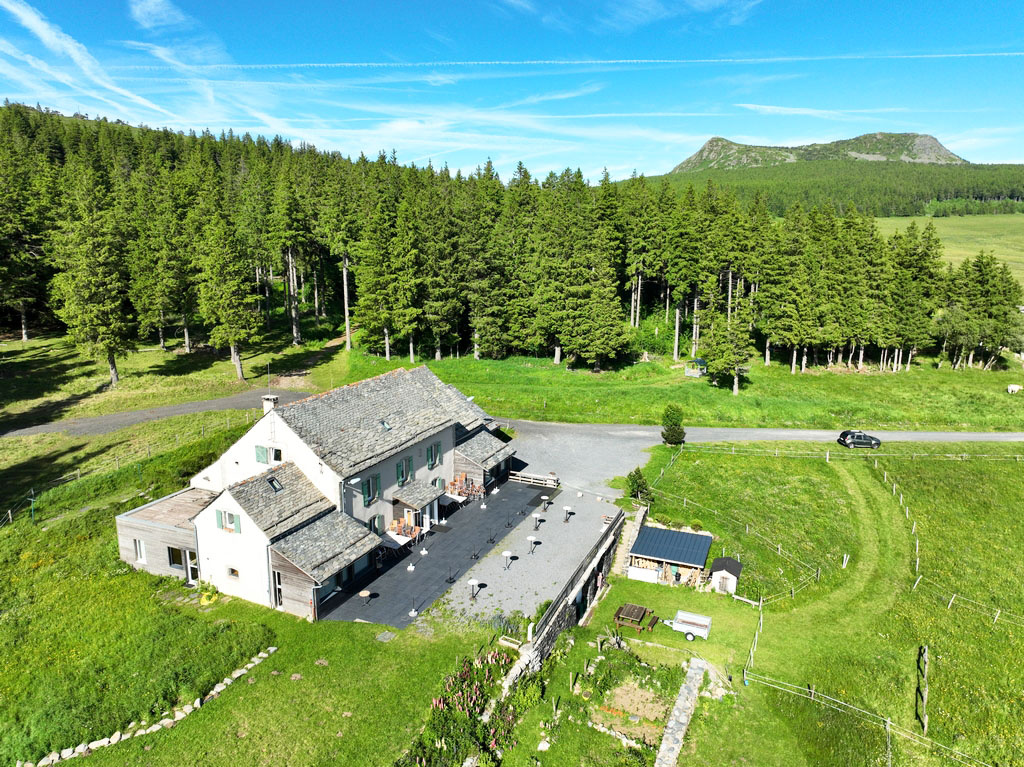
top-left (16, 646), bottom-right (278, 767)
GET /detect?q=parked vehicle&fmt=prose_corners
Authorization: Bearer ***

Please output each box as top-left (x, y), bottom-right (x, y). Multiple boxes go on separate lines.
top-left (838, 429), bottom-right (881, 449)
top-left (662, 610), bottom-right (712, 641)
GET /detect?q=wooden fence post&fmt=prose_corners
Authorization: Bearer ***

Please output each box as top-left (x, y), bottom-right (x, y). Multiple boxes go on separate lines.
top-left (947, 594), bottom-right (956, 609)
top-left (994, 609), bottom-right (1001, 624)
top-left (912, 575), bottom-right (922, 590)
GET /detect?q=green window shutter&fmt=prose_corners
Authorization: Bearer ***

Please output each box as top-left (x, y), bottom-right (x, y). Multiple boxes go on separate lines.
top-left (255, 445), bottom-right (268, 464)
top-left (406, 457), bottom-right (413, 479)
top-left (397, 461), bottom-right (404, 485)
top-left (373, 474), bottom-right (381, 499)
top-left (216, 509), bottom-right (223, 528)
top-left (362, 480), bottom-right (372, 507)
top-left (233, 515), bottom-right (241, 533)
top-left (436, 442), bottom-right (443, 465)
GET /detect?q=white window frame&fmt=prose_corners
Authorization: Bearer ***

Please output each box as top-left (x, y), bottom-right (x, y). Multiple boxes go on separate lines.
top-left (133, 538), bottom-right (146, 563)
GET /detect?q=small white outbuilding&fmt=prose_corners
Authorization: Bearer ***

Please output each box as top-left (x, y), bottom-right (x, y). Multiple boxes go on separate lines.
top-left (709, 556), bottom-right (743, 595)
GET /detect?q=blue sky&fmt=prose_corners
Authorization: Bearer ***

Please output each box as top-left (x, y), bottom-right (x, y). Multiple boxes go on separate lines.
top-left (1, 0), bottom-right (1023, 180)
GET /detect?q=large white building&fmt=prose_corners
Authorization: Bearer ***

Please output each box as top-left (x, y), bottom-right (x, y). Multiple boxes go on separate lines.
top-left (115, 367), bottom-right (516, 619)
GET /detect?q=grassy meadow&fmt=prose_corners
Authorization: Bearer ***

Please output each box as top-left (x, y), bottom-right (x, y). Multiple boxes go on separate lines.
top-left (876, 213), bottom-right (1024, 282)
top-left (0, 424), bottom-right (490, 766)
top-left (628, 441), bottom-right (1024, 765)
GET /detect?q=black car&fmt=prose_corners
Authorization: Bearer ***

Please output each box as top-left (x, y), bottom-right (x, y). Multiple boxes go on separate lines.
top-left (838, 430), bottom-right (881, 449)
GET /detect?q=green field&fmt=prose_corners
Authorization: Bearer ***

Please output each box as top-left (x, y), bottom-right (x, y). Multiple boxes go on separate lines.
top-left (632, 442), bottom-right (1024, 765)
top-left (876, 214), bottom-right (1024, 282)
top-left (0, 425), bottom-right (489, 766)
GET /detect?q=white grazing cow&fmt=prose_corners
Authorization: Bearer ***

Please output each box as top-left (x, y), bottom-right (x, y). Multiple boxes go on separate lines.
top-left (1008, 384), bottom-right (1022, 394)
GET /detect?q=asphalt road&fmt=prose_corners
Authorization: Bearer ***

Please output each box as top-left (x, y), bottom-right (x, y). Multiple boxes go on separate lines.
top-left (0, 389), bottom-right (311, 438)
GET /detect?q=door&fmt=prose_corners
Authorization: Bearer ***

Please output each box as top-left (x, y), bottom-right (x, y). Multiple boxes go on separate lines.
top-left (185, 549), bottom-right (199, 585)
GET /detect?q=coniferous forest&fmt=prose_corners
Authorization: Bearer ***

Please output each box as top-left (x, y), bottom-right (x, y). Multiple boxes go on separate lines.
top-left (2, 104), bottom-right (1023, 394)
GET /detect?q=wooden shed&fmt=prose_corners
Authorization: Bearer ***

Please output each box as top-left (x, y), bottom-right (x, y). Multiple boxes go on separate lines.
top-left (709, 556), bottom-right (743, 595)
top-left (627, 526), bottom-right (712, 587)
top-left (453, 430), bottom-right (516, 490)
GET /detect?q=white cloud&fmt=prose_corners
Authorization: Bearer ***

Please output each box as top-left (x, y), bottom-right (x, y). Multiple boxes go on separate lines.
top-left (736, 103), bottom-right (908, 121)
top-left (128, 0), bottom-right (187, 30)
top-left (0, 0), bottom-right (171, 115)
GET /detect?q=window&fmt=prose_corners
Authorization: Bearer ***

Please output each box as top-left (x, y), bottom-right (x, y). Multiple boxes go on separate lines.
top-left (427, 441), bottom-right (443, 469)
top-left (256, 446), bottom-right (282, 463)
top-left (168, 547), bottom-right (184, 569)
top-left (228, 567), bottom-right (240, 578)
top-left (216, 509), bottom-right (241, 533)
top-left (361, 474), bottom-right (381, 507)
top-left (267, 476), bottom-right (283, 493)
top-left (433, 477), bottom-right (445, 490)
top-left (133, 539), bottom-right (146, 563)
top-left (369, 514), bottom-right (386, 535)
top-left (273, 571), bottom-right (283, 606)
top-left (380, 420), bottom-right (392, 431)
top-left (255, 445), bottom-right (268, 464)
top-left (272, 448), bottom-right (283, 462)
top-left (397, 456), bottom-right (414, 486)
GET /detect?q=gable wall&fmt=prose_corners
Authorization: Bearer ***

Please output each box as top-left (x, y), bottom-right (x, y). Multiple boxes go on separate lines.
top-left (193, 491), bottom-right (273, 607)
top-left (190, 411), bottom-right (342, 507)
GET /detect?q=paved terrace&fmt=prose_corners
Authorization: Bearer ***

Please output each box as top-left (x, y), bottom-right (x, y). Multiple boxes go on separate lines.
top-left (321, 481), bottom-right (559, 628)
top-left (443, 490), bottom-right (618, 621)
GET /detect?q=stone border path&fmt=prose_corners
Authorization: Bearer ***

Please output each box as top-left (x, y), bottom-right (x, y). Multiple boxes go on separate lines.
top-left (654, 658), bottom-right (707, 767)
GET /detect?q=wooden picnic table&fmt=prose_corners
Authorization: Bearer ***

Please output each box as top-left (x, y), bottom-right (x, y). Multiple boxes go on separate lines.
top-left (613, 602), bottom-right (657, 634)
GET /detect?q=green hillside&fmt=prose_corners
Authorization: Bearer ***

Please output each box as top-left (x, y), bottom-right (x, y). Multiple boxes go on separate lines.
top-left (672, 132), bottom-right (965, 173)
top-left (876, 214), bottom-right (1024, 283)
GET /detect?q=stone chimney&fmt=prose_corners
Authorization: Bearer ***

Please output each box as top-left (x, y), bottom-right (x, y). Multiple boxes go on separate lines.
top-left (262, 394), bottom-right (279, 414)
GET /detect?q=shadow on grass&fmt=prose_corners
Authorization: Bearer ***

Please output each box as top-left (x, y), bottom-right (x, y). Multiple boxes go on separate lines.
top-left (0, 382), bottom-right (108, 435)
top-left (0, 443), bottom-right (110, 508)
top-left (0, 343), bottom-right (96, 411)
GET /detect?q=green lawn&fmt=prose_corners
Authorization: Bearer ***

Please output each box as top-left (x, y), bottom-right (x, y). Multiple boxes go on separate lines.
top-left (637, 442), bottom-right (1024, 765)
top-left (0, 425), bottom-right (489, 767)
top-left (876, 214), bottom-right (1024, 283)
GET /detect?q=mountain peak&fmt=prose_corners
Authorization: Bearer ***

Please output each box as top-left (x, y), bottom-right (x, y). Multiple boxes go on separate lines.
top-left (671, 132), bottom-right (967, 173)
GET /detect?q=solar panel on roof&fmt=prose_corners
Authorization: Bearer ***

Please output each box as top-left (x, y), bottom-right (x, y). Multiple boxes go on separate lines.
top-left (630, 526), bottom-right (712, 568)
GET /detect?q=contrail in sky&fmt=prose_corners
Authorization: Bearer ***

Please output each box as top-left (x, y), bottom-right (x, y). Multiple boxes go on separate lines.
top-left (109, 51), bottom-right (1024, 71)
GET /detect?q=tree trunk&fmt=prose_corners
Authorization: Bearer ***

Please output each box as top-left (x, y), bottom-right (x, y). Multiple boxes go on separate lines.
top-left (665, 284), bottom-right (670, 325)
top-left (553, 345), bottom-right (562, 365)
top-left (905, 347), bottom-right (915, 372)
top-left (384, 326), bottom-right (391, 361)
top-left (342, 255), bottom-right (352, 350)
top-left (313, 268), bottom-right (320, 321)
top-left (107, 351), bottom-right (119, 388)
top-left (636, 274), bottom-right (643, 326)
top-left (967, 348), bottom-right (975, 368)
top-left (19, 303), bottom-right (27, 342)
top-left (231, 342), bottom-right (244, 380)
top-left (764, 340), bottom-right (771, 366)
top-left (288, 248), bottom-right (301, 346)
top-left (726, 269), bottom-right (733, 322)
top-left (158, 324), bottom-right (165, 352)
top-left (435, 346), bottom-right (441, 361)
top-left (827, 348), bottom-right (834, 367)
top-left (732, 371), bottom-right (739, 396)
top-left (857, 344), bottom-right (864, 371)
top-left (790, 346), bottom-right (797, 375)
top-left (183, 315), bottom-right (191, 354)
top-left (673, 307), bottom-right (680, 361)
top-left (630, 279), bottom-right (637, 327)
top-left (473, 331), bottom-right (480, 360)
top-left (409, 334), bottom-right (415, 364)
top-left (801, 346), bottom-right (808, 373)
top-left (691, 295), bottom-right (700, 357)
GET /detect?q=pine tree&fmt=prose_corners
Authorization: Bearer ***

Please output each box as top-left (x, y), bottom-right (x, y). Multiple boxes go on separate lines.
top-left (196, 212), bottom-right (260, 379)
top-left (51, 160), bottom-right (135, 387)
top-left (661, 404), bottom-right (686, 444)
top-left (702, 290), bottom-right (756, 395)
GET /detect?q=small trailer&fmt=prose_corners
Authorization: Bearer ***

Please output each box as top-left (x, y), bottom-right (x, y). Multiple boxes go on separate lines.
top-left (663, 610), bottom-right (712, 641)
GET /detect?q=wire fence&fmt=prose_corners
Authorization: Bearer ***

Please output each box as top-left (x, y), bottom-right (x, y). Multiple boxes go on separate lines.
top-left (1, 409), bottom-right (260, 529)
top-left (674, 442), bottom-right (1024, 462)
top-left (744, 670), bottom-right (994, 767)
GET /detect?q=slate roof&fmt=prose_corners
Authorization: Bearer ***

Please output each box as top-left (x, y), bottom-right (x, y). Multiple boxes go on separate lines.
top-left (271, 509), bottom-right (382, 583)
top-left (630, 526), bottom-right (712, 568)
top-left (710, 556), bottom-right (743, 579)
top-left (455, 430), bottom-right (517, 471)
top-left (394, 478), bottom-right (445, 510)
top-left (227, 463), bottom-right (334, 539)
top-left (275, 366), bottom-right (492, 477)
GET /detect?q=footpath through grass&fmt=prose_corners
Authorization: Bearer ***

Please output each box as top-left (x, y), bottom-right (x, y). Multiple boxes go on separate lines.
top-left (634, 441), bottom-right (1024, 765)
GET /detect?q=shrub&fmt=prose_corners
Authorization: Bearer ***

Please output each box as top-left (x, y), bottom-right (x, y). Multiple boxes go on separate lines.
top-left (661, 404), bottom-right (686, 445)
top-left (626, 467), bottom-right (653, 504)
